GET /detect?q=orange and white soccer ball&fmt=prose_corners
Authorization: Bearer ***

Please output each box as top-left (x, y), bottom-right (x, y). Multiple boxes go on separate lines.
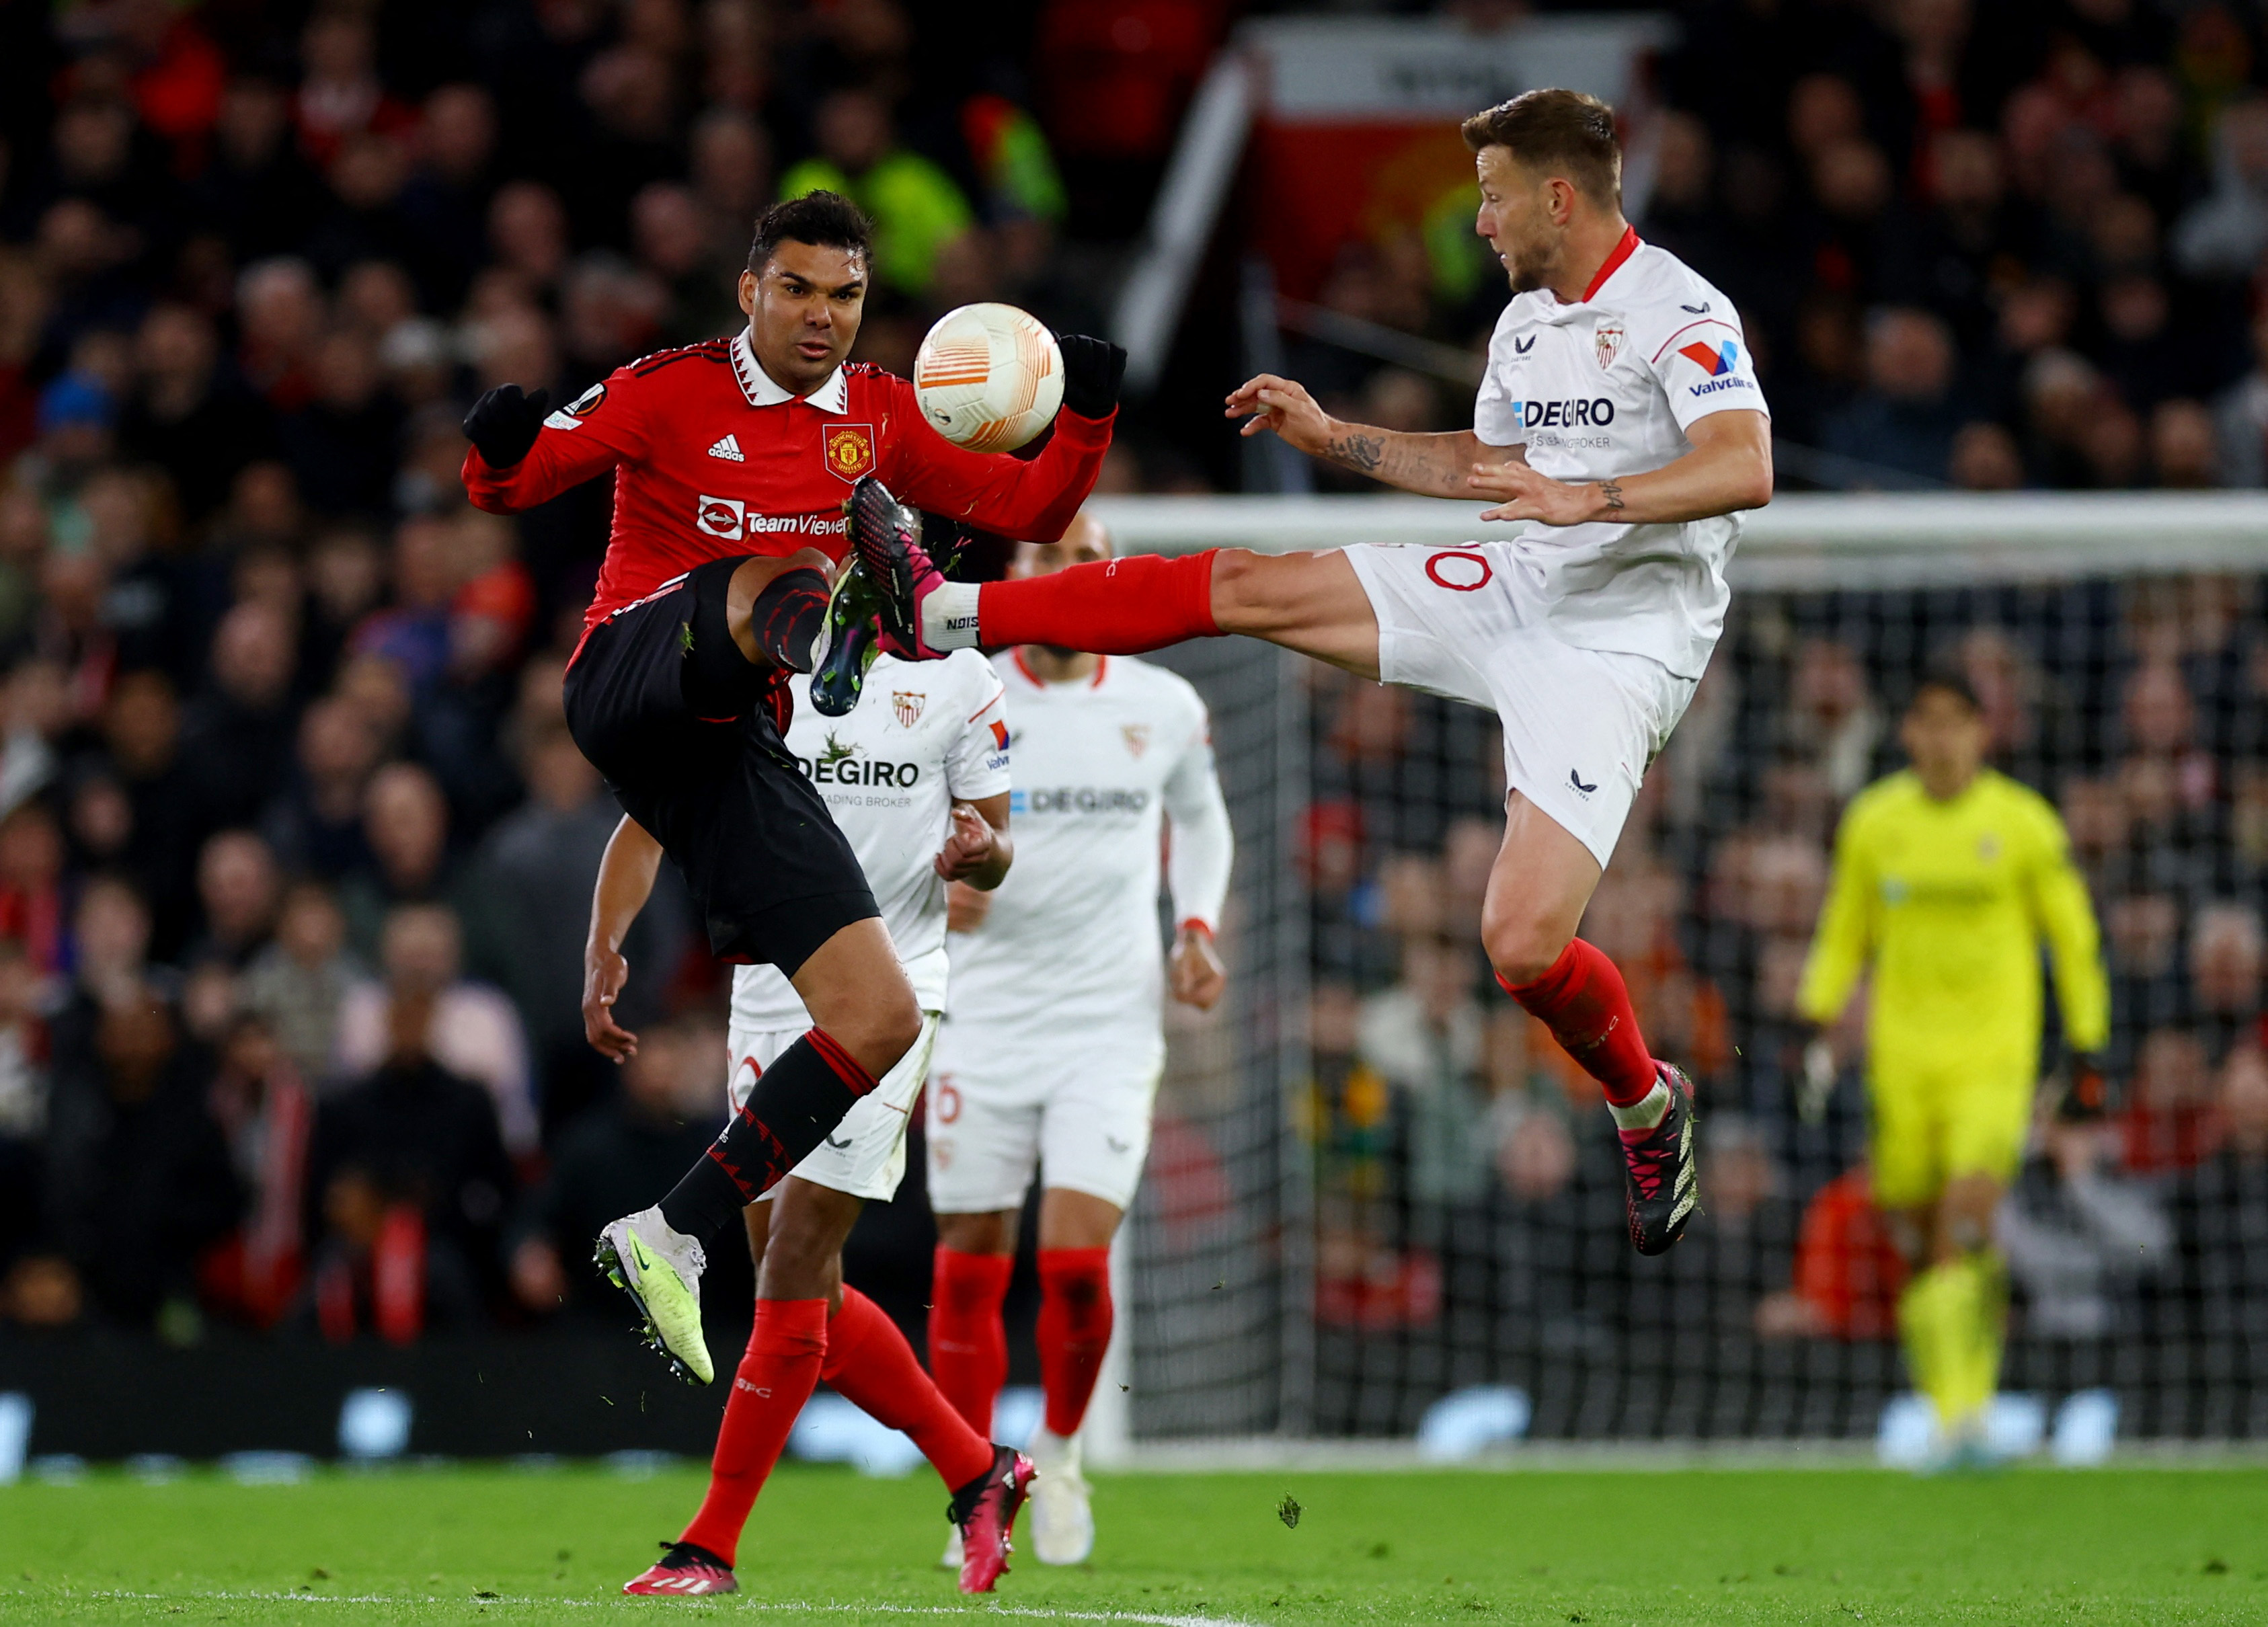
top-left (912, 303), bottom-right (1063, 452)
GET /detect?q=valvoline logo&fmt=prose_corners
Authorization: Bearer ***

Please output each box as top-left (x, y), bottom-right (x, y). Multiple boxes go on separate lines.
top-left (988, 720), bottom-right (1009, 750)
top-left (1678, 339), bottom-right (1739, 377)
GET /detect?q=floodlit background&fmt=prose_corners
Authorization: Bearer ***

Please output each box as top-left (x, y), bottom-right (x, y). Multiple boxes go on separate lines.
top-left (1, 0), bottom-right (2266, 1476)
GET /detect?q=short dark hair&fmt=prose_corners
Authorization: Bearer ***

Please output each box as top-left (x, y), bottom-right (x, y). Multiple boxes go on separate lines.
top-left (1909, 665), bottom-right (1982, 716)
top-left (746, 190), bottom-right (875, 276)
top-left (1461, 88), bottom-right (1622, 206)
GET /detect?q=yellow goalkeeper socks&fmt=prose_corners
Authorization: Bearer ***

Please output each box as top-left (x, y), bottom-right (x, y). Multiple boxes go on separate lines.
top-left (1944, 1251), bottom-right (2008, 1428)
top-left (1900, 1254), bottom-right (2008, 1435)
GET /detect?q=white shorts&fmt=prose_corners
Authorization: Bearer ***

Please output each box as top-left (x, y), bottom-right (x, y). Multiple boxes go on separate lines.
top-left (728, 1013), bottom-right (939, 1202)
top-left (1345, 542), bottom-right (1699, 865)
top-left (923, 1023), bottom-right (1163, 1214)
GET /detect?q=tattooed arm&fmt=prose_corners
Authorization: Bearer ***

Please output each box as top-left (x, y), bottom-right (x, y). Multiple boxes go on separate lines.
top-left (1224, 373), bottom-right (1525, 497)
top-left (1462, 410), bottom-right (1773, 527)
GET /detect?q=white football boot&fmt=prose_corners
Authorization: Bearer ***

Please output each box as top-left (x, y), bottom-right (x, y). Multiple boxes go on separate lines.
top-left (594, 1206), bottom-right (712, 1384)
top-left (1025, 1427), bottom-right (1094, 1565)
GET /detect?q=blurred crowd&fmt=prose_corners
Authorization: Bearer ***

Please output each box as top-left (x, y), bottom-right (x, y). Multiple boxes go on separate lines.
top-left (1302, 576), bottom-right (2268, 1430)
top-left (1290, 1), bottom-right (2268, 493)
top-left (0, 0), bottom-right (1233, 1343)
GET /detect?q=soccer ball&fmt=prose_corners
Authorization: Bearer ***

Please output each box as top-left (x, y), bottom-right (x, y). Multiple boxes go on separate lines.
top-left (912, 303), bottom-right (1064, 452)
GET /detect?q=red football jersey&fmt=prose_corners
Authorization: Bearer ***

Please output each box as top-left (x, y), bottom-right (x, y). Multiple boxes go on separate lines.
top-left (461, 329), bottom-right (1113, 627)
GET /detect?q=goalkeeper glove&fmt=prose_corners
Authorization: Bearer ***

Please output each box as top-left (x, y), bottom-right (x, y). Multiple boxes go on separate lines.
top-left (1797, 1029), bottom-right (1837, 1127)
top-left (2058, 1054), bottom-right (2112, 1122)
top-left (1057, 335), bottom-right (1126, 420)
top-left (464, 383), bottom-right (551, 468)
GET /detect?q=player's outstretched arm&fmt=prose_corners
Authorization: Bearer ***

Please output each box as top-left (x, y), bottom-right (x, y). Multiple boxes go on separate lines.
top-left (461, 375), bottom-right (646, 515)
top-left (1464, 408), bottom-right (1772, 526)
top-left (933, 796), bottom-right (1012, 891)
top-left (585, 814), bottom-right (664, 1061)
top-left (1226, 373), bottom-right (1518, 498)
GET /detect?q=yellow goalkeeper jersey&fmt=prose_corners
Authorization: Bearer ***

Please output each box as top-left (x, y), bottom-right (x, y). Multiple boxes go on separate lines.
top-left (1796, 768), bottom-right (2108, 1069)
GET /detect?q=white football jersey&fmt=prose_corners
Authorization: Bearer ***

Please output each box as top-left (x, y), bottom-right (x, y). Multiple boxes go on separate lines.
top-left (1471, 230), bottom-right (1768, 680)
top-left (942, 652), bottom-right (1232, 1043)
top-left (731, 650), bottom-right (1009, 1029)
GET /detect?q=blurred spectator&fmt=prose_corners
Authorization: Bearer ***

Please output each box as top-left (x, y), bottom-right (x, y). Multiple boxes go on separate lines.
top-left (188, 829), bottom-right (280, 969)
top-left (1358, 935), bottom-right (1489, 1207)
top-left (0, 800), bottom-right (67, 974)
top-left (1755, 1166), bottom-right (1908, 1341)
top-left (2000, 1112), bottom-right (2171, 1340)
top-left (199, 1013), bottom-right (312, 1328)
top-left (2173, 97), bottom-right (2268, 278)
top-left (333, 902), bottom-right (535, 1158)
top-left (468, 721), bottom-right (686, 1138)
top-left (41, 987), bottom-right (239, 1331)
top-left (2214, 309), bottom-right (2268, 489)
top-left (116, 304), bottom-right (276, 528)
top-left (339, 761), bottom-right (467, 955)
top-left (305, 1162), bottom-right (485, 1342)
top-left (1820, 307), bottom-right (1963, 483)
top-left (305, 977), bottom-right (514, 1302)
top-left (510, 1017), bottom-right (717, 1320)
top-left (241, 879), bottom-right (361, 1087)
top-left (181, 600), bottom-right (301, 831)
top-left (2120, 1027), bottom-right (2218, 1174)
top-left (261, 696), bottom-right (383, 880)
top-left (780, 88), bottom-right (973, 298)
top-left (0, 939), bottom-right (48, 1273)
top-left (1778, 639), bottom-right (1880, 801)
top-left (2191, 902), bottom-right (2264, 1023)
top-left (2165, 1047), bottom-right (2268, 1342)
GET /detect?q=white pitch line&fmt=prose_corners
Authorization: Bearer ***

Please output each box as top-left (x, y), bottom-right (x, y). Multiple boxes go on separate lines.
top-left (70, 1589), bottom-right (1265, 1626)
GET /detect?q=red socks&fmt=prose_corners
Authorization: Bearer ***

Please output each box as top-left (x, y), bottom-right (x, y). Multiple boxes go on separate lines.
top-left (929, 1247), bottom-right (1013, 1438)
top-left (979, 550), bottom-right (1220, 652)
top-left (822, 1286), bottom-right (995, 1490)
top-left (1037, 1247), bottom-right (1113, 1437)
top-left (679, 1298), bottom-right (828, 1566)
top-left (1499, 939), bottom-right (1659, 1107)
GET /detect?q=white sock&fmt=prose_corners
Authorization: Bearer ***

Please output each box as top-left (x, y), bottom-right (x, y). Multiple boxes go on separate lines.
top-left (921, 581), bottom-right (983, 650)
top-left (1607, 1080), bottom-right (1670, 1132)
top-left (1028, 1426), bottom-right (1079, 1473)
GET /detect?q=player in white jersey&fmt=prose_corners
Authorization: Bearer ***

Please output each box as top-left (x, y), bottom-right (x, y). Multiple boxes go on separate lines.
top-left (586, 649), bottom-right (1038, 1598)
top-left (865, 88), bottom-right (1772, 1258)
top-left (923, 513), bottom-right (1232, 1569)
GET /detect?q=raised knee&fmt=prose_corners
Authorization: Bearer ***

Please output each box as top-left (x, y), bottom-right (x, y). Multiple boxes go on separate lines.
top-left (1485, 920), bottom-right (1570, 990)
top-left (785, 546), bottom-right (832, 579)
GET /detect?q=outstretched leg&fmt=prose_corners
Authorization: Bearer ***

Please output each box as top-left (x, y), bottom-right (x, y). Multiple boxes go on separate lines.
top-left (909, 545), bottom-right (1385, 674)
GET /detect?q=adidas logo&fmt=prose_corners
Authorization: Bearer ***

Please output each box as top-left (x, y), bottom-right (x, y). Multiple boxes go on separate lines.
top-left (707, 434), bottom-right (745, 461)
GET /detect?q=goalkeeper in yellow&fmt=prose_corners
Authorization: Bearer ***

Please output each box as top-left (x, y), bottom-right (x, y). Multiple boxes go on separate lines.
top-left (1796, 670), bottom-right (2109, 1466)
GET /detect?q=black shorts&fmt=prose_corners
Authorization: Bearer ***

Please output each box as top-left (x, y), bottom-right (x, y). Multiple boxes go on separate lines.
top-left (563, 556), bottom-right (877, 974)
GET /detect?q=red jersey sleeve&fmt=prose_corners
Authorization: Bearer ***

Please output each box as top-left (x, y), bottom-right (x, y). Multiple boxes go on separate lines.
top-left (879, 375), bottom-right (1112, 543)
top-left (461, 370), bottom-right (653, 514)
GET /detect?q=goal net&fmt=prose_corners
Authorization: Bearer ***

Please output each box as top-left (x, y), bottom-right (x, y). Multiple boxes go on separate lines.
top-left (1101, 491), bottom-right (2268, 1449)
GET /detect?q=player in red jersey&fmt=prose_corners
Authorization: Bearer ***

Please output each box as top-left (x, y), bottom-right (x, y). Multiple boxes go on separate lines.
top-left (461, 194), bottom-right (1119, 1433)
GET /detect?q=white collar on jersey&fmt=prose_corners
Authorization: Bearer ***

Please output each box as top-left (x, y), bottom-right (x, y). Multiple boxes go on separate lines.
top-left (730, 329), bottom-right (849, 413)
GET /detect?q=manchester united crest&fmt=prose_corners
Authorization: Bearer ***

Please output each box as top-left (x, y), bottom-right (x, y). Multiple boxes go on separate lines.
top-left (823, 423), bottom-right (875, 481)
top-left (1594, 320), bottom-right (1626, 370)
top-left (892, 690), bottom-right (924, 727)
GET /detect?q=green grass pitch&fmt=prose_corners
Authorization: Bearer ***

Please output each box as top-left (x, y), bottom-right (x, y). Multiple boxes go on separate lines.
top-left (2, 1462), bottom-right (2263, 1624)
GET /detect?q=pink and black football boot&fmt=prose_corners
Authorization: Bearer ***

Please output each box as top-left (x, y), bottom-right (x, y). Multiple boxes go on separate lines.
top-left (1620, 1061), bottom-right (1700, 1256)
top-left (948, 1445), bottom-right (1035, 1594)
top-left (621, 1540), bottom-right (736, 1596)
top-left (845, 475), bottom-right (954, 662)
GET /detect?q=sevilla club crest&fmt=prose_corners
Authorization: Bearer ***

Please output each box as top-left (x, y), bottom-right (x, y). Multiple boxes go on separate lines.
top-left (892, 690), bottom-right (925, 727)
top-left (1122, 723), bottom-right (1151, 758)
top-left (1594, 320), bottom-right (1626, 370)
top-left (823, 423), bottom-right (875, 481)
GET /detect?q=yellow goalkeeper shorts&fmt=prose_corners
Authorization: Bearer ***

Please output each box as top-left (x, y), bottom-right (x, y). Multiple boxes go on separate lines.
top-left (1866, 1052), bottom-right (2036, 1211)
